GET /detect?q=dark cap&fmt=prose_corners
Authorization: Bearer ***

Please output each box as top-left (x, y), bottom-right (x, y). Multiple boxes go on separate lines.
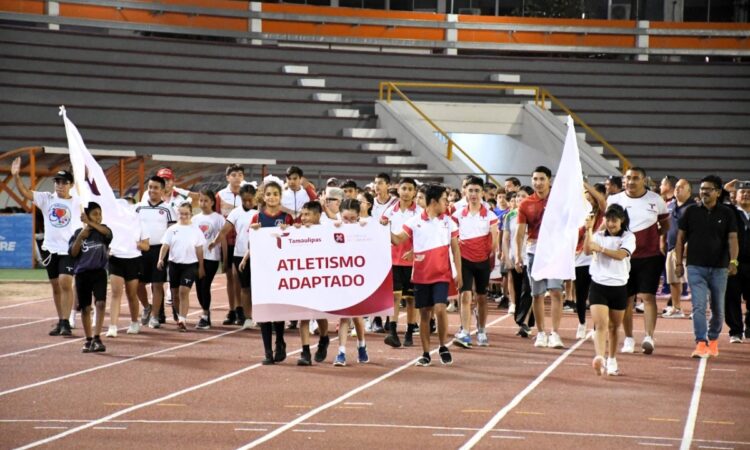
top-left (53, 170), bottom-right (74, 183)
top-left (606, 175), bottom-right (622, 185)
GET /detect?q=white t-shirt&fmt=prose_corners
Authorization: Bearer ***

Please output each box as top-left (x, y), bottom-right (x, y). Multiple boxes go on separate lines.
top-left (504, 210), bottom-right (528, 266)
top-left (136, 200), bottom-right (175, 246)
top-left (589, 230), bottom-right (636, 286)
top-left (192, 212), bottom-right (225, 261)
top-left (165, 187), bottom-right (191, 217)
top-left (403, 212), bottom-right (458, 284)
top-left (110, 217), bottom-right (148, 259)
top-left (33, 191), bottom-right (82, 255)
top-left (226, 206), bottom-right (258, 256)
top-left (161, 223), bottom-right (206, 264)
top-left (607, 190), bottom-right (668, 259)
top-left (320, 211), bottom-right (341, 224)
top-left (371, 195), bottom-right (398, 221)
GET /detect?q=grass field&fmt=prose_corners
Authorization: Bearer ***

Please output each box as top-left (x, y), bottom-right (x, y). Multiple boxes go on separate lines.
top-left (0, 269), bottom-right (48, 282)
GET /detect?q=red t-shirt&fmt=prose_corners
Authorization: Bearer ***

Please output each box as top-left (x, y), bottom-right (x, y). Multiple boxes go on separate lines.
top-left (517, 193), bottom-right (548, 240)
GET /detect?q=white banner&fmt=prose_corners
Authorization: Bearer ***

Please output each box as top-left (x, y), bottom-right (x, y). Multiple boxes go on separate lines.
top-left (249, 220), bottom-right (394, 322)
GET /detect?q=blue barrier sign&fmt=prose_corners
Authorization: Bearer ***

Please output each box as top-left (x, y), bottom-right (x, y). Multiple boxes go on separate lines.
top-left (0, 214), bottom-right (33, 269)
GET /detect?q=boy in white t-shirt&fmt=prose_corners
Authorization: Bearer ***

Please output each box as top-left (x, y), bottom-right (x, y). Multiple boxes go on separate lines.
top-left (11, 158), bottom-right (81, 337)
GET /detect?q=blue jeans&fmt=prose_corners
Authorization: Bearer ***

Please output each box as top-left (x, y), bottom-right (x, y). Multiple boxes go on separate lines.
top-left (687, 266), bottom-right (728, 343)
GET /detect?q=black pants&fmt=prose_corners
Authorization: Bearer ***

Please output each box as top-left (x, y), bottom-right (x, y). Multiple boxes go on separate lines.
top-left (575, 265), bottom-right (592, 325)
top-left (260, 321), bottom-right (285, 353)
top-left (196, 260), bottom-right (219, 312)
top-left (725, 265), bottom-right (750, 337)
top-left (511, 266), bottom-right (534, 328)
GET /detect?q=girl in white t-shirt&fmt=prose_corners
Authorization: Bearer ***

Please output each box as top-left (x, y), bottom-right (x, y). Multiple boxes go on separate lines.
top-left (157, 203), bottom-right (206, 331)
top-left (192, 190), bottom-right (225, 330)
top-left (584, 204), bottom-right (636, 376)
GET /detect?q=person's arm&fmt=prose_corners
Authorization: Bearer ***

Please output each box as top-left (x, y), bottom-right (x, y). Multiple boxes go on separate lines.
top-left (724, 179), bottom-right (738, 193)
top-left (583, 216), bottom-right (595, 256)
top-left (209, 221), bottom-right (234, 250)
top-left (196, 245), bottom-right (205, 279)
top-left (585, 182), bottom-right (607, 213)
top-left (728, 232), bottom-right (739, 276)
top-left (490, 223), bottom-right (500, 256)
top-left (501, 224), bottom-right (512, 266)
top-left (303, 180), bottom-right (318, 201)
top-left (156, 243), bottom-right (170, 271)
top-left (391, 230), bottom-right (408, 246)
top-left (451, 236), bottom-right (462, 290)
top-left (10, 157), bottom-right (33, 201)
top-left (238, 248), bottom-right (250, 272)
top-left (69, 229), bottom-right (85, 258)
top-left (137, 238), bottom-right (150, 251)
top-left (674, 230), bottom-right (687, 278)
top-left (514, 222), bottom-right (527, 271)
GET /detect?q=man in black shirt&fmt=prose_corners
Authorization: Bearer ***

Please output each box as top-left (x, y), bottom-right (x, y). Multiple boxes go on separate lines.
top-left (725, 181), bottom-right (750, 342)
top-left (675, 175), bottom-right (739, 359)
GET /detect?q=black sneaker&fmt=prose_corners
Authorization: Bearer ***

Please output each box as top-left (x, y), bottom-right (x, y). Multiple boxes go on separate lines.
top-left (403, 331), bottom-right (414, 347)
top-left (315, 336), bottom-right (329, 363)
top-left (415, 354), bottom-right (431, 367)
top-left (430, 318), bottom-right (436, 334)
top-left (262, 351), bottom-right (274, 365)
top-left (60, 319), bottom-right (72, 336)
top-left (746, 328), bottom-right (750, 339)
top-left (287, 321), bottom-right (298, 330)
top-left (384, 323), bottom-right (402, 348)
top-left (49, 320), bottom-right (63, 336)
top-left (498, 296), bottom-right (510, 309)
top-left (90, 338), bottom-right (106, 352)
top-left (195, 317), bottom-right (211, 330)
top-left (517, 324), bottom-right (531, 338)
top-left (235, 307), bottom-right (246, 326)
top-left (439, 346), bottom-right (452, 365)
top-left (297, 351), bottom-right (312, 366)
top-left (81, 339), bottom-right (93, 353)
top-left (373, 316), bottom-right (385, 333)
top-left (172, 304), bottom-right (179, 322)
top-left (274, 341), bottom-right (287, 363)
top-left (223, 310), bottom-right (237, 326)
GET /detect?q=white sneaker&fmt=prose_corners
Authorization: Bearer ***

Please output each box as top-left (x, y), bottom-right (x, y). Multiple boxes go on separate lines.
top-left (641, 335), bottom-right (655, 354)
top-left (606, 357), bottom-right (620, 376)
top-left (364, 317), bottom-right (372, 332)
top-left (69, 310), bottom-right (77, 329)
top-left (662, 305), bottom-right (673, 315)
top-left (310, 319), bottom-right (319, 335)
top-left (105, 325), bottom-right (118, 338)
top-left (165, 289), bottom-right (172, 305)
top-left (635, 302), bottom-right (645, 313)
top-left (663, 309), bottom-right (685, 318)
top-left (729, 335), bottom-right (743, 344)
top-left (148, 316), bottom-right (160, 329)
top-left (621, 337), bottom-right (635, 353)
top-left (126, 322), bottom-right (140, 334)
top-left (446, 302), bottom-right (457, 313)
top-left (349, 327), bottom-right (357, 337)
top-left (534, 332), bottom-right (548, 348)
top-left (548, 332), bottom-right (564, 349)
top-left (576, 323), bottom-right (587, 340)
top-left (508, 303), bottom-right (516, 315)
top-left (242, 318), bottom-right (255, 330)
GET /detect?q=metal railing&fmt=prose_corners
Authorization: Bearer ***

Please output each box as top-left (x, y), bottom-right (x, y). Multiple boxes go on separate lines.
top-left (378, 81), bottom-right (631, 179)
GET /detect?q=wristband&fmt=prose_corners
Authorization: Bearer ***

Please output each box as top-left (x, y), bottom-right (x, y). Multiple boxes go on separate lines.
top-left (730, 259), bottom-right (739, 267)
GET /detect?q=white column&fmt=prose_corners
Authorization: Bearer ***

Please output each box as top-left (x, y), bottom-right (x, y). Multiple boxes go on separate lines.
top-left (250, 1), bottom-right (262, 46)
top-left (46, 1), bottom-right (60, 31)
top-left (445, 14), bottom-right (458, 55)
top-left (635, 20), bottom-right (649, 62)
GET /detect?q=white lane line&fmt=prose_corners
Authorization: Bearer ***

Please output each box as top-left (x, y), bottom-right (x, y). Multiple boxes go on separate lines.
top-left (33, 426), bottom-right (68, 430)
top-left (698, 446), bottom-right (734, 450)
top-left (92, 426), bottom-right (127, 430)
top-left (235, 428), bottom-right (268, 432)
top-left (680, 358), bottom-right (708, 450)
top-left (433, 433), bottom-right (465, 437)
top-left (343, 402), bottom-right (372, 406)
top-left (669, 367), bottom-right (694, 371)
top-left (710, 369), bottom-right (736, 372)
top-left (0, 297), bottom-right (228, 359)
top-left (0, 327), bottom-right (242, 398)
top-left (639, 443), bottom-right (673, 447)
top-left (458, 330), bottom-right (594, 450)
top-left (0, 318), bottom-right (57, 331)
top-left (292, 429), bottom-right (326, 433)
top-left (491, 435), bottom-right (525, 440)
top-left (0, 299), bottom-right (49, 310)
top-left (237, 313), bottom-right (513, 449)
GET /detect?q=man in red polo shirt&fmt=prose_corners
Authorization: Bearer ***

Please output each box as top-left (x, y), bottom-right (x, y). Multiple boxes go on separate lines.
top-left (515, 166), bottom-right (565, 349)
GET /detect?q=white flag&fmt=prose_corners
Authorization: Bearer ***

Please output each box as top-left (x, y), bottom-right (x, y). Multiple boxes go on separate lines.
top-left (530, 116), bottom-right (592, 281)
top-left (60, 106), bottom-right (138, 253)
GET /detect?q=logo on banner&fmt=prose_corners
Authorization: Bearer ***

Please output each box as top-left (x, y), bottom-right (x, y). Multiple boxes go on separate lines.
top-left (48, 203), bottom-right (71, 228)
top-left (334, 233), bottom-right (345, 244)
top-left (0, 234), bottom-right (16, 251)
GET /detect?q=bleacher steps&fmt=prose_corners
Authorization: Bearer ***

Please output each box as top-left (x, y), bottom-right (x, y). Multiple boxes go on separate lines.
top-left (297, 78), bottom-right (326, 88)
top-left (528, 100), bottom-right (552, 109)
top-left (282, 65), bottom-right (309, 74)
top-left (490, 73), bottom-right (521, 83)
top-left (606, 158), bottom-right (621, 169)
top-left (591, 146), bottom-right (604, 155)
top-left (506, 88), bottom-right (536, 96)
top-left (376, 156), bottom-right (420, 165)
top-left (328, 109), bottom-right (360, 118)
top-left (343, 128), bottom-right (389, 138)
top-left (361, 143), bottom-right (404, 151)
top-left (313, 92), bottom-right (342, 102)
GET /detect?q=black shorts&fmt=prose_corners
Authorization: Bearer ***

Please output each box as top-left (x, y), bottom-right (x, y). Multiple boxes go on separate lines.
top-left (139, 245), bottom-right (167, 284)
top-left (392, 266), bottom-right (414, 297)
top-left (233, 256), bottom-right (250, 288)
top-left (75, 269), bottom-right (108, 309)
top-left (44, 253), bottom-right (74, 279)
top-left (414, 282), bottom-right (449, 309)
top-left (109, 256), bottom-right (142, 282)
top-left (589, 281), bottom-right (628, 310)
top-left (627, 254), bottom-right (665, 297)
top-left (460, 258), bottom-right (491, 294)
top-left (168, 262), bottom-right (198, 289)
top-left (224, 244), bottom-right (235, 262)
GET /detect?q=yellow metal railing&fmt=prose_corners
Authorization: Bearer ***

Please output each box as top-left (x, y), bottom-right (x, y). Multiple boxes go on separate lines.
top-left (378, 81), bottom-right (630, 177)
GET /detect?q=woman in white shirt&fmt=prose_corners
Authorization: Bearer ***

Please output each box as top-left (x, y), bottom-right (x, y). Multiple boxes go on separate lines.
top-left (584, 204), bottom-right (636, 376)
top-left (157, 202), bottom-right (206, 332)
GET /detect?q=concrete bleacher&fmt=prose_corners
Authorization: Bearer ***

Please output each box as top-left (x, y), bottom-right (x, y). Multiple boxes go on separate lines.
top-left (0, 24), bottom-right (748, 188)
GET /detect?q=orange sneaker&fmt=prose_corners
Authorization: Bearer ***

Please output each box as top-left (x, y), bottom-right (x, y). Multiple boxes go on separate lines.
top-left (707, 340), bottom-right (719, 357)
top-left (691, 341), bottom-right (708, 359)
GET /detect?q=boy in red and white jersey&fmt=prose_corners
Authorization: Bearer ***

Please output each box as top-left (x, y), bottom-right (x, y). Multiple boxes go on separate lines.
top-left (371, 173), bottom-right (398, 219)
top-left (452, 176), bottom-right (499, 348)
top-left (281, 165), bottom-right (318, 221)
top-left (607, 167), bottom-right (669, 354)
top-left (388, 184), bottom-right (462, 367)
top-left (381, 177), bottom-right (423, 348)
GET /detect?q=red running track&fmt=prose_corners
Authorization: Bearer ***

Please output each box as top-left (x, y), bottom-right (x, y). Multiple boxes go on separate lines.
top-left (0, 275), bottom-right (748, 450)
